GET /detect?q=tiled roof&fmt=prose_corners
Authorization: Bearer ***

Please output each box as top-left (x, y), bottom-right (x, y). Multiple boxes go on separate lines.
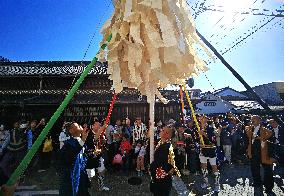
top-left (0, 61), bottom-right (107, 76)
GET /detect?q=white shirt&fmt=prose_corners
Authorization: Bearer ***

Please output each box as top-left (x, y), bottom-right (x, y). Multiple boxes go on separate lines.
top-left (105, 125), bottom-right (114, 144)
top-left (132, 123), bottom-right (147, 142)
top-left (59, 130), bottom-right (70, 149)
top-left (74, 137), bottom-right (85, 147)
top-left (252, 125), bottom-right (260, 144)
top-left (274, 126), bottom-right (279, 144)
top-left (135, 145), bottom-right (146, 157)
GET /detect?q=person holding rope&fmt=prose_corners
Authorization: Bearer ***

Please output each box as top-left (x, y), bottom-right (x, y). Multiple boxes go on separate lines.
top-left (198, 116), bottom-right (221, 192)
top-left (85, 119), bottom-right (110, 191)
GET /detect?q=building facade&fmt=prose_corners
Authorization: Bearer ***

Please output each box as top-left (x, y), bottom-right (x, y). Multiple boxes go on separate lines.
top-left (0, 61), bottom-right (186, 126)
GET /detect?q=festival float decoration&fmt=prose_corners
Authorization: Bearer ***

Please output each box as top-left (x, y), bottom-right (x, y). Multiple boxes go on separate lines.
top-left (99, 0), bottom-right (210, 162)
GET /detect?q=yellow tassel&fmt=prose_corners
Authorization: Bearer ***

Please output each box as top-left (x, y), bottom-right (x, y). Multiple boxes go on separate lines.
top-left (168, 144), bottom-right (181, 177)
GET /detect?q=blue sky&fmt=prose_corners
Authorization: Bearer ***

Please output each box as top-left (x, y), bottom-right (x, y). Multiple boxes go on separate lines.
top-left (0, 0), bottom-right (283, 92)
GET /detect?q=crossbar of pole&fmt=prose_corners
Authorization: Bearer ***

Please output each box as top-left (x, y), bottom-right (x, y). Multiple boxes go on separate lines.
top-left (196, 30), bottom-right (284, 127)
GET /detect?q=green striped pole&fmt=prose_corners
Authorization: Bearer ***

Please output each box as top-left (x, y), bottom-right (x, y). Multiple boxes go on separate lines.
top-left (4, 34), bottom-right (112, 188)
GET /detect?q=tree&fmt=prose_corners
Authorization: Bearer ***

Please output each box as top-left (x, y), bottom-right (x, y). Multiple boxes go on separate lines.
top-left (0, 56), bottom-right (11, 62)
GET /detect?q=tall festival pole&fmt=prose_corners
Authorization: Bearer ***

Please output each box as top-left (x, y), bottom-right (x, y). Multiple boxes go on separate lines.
top-left (149, 99), bottom-right (155, 163)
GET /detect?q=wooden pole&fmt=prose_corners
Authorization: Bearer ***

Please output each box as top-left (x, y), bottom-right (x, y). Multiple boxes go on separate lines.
top-left (149, 99), bottom-right (155, 163)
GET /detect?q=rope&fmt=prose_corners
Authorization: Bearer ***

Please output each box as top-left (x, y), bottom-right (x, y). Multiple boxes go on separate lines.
top-left (4, 33), bottom-right (113, 189)
top-left (179, 85), bottom-right (185, 123)
top-left (97, 92), bottom-right (117, 149)
top-left (68, 0), bottom-right (113, 91)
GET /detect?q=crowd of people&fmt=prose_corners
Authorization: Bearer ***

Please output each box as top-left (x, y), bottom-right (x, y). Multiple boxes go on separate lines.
top-left (0, 112), bottom-right (284, 195)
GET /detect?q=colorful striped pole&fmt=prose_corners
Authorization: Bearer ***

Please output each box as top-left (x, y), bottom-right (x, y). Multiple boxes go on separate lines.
top-left (179, 85), bottom-right (185, 123)
top-left (182, 84), bottom-right (205, 146)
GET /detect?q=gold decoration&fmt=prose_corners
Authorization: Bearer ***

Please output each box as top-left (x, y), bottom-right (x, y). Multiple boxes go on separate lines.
top-left (168, 143), bottom-right (181, 177)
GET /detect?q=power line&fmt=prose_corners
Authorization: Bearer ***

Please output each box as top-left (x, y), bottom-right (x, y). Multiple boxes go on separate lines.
top-left (200, 5), bottom-right (284, 17)
top-left (221, 17), bottom-right (276, 55)
top-left (68, 0), bottom-right (113, 91)
top-left (207, 0), bottom-right (264, 42)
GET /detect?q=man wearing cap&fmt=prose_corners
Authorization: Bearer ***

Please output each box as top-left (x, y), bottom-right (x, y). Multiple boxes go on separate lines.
top-left (220, 121), bottom-right (233, 165)
top-left (59, 122), bottom-right (90, 196)
top-left (246, 116), bottom-right (274, 195)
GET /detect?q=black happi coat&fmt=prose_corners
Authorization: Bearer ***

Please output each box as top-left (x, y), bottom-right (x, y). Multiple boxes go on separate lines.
top-left (150, 141), bottom-right (178, 194)
top-left (59, 138), bottom-right (90, 196)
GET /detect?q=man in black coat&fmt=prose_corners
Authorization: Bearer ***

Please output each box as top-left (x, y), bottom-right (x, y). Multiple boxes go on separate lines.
top-left (269, 119), bottom-right (284, 164)
top-left (149, 125), bottom-right (180, 196)
top-left (59, 122), bottom-right (90, 196)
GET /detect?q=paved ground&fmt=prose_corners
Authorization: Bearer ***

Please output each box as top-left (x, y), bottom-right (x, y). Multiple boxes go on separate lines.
top-left (18, 163), bottom-right (284, 196)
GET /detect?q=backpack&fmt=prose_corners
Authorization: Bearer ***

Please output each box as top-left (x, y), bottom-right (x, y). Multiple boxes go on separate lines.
top-left (43, 137), bottom-right (53, 152)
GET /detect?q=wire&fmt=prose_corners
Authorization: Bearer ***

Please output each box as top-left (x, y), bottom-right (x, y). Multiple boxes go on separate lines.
top-left (221, 16), bottom-right (276, 55)
top-left (196, 66), bottom-right (216, 91)
top-left (68, 0), bottom-right (113, 91)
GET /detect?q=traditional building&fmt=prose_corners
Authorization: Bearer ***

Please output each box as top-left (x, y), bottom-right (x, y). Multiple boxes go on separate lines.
top-left (212, 87), bottom-right (248, 101)
top-left (198, 85), bottom-right (284, 114)
top-left (195, 94), bottom-right (235, 114)
top-left (242, 82), bottom-right (284, 105)
top-left (0, 61), bottom-right (189, 126)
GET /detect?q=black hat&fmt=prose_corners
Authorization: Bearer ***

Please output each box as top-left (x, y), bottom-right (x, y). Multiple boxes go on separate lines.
top-left (174, 122), bottom-right (186, 128)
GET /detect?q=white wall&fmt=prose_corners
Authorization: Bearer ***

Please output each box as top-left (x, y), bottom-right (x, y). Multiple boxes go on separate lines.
top-left (196, 94), bottom-right (234, 114)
